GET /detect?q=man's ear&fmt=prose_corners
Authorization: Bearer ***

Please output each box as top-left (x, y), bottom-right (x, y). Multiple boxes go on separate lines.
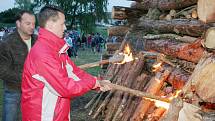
top-left (16, 20), bottom-right (20, 28)
top-left (45, 20), bottom-right (54, 30)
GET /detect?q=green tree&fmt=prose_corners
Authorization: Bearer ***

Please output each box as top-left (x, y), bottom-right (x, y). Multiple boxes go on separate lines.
top-left (15, 0), bottom-right (108, 33)
top-left (0, 8), bottom-right (21, 23)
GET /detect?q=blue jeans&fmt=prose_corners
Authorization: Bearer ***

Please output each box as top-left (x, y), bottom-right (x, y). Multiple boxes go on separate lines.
top-left (2, 86), bottom-right (21, 121)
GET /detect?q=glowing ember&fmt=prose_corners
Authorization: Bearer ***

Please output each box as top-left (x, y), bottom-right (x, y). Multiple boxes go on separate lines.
top-left (152, 62), bottom-right (162, 72)
top-left (117, 44), bottom-right (134, 64)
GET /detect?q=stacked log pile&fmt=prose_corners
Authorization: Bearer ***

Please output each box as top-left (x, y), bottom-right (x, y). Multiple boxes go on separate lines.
top-left (86, 0), bottom-right (215, 120)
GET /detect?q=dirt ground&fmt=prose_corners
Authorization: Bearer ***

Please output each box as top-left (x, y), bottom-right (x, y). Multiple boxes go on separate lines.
top-left (71, 91), bottom-right (98, 121)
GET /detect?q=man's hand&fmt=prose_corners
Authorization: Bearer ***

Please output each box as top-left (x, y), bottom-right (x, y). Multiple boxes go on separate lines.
top-left (93, 79), bottom-right (112, 92)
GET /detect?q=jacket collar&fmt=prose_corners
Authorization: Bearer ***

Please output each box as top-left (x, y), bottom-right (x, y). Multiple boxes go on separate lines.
top-left (13, 29), bottom-right (37, 47)
top-left (38, 28), bottom-right (68, 54)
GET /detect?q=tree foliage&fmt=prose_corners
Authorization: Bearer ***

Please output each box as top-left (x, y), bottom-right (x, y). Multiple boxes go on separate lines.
top-left (0, 8), bottom-right (21, 23)
top-left (15, 0), bottom-right (108, 33)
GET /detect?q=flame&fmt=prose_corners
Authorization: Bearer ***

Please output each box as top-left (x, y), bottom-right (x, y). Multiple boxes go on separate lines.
top-left (117, 44), bottom-right (134, 64)
top-left (168, 90), bottom-right (182, 100)
top-left (144, 97), bottom-right (170, 109)
top-left (152, 62), bottom-right (162, 72)
top-left (154, 99), bottom-right (170, 109)
top-left (144, 90), bottom-right (182, 110)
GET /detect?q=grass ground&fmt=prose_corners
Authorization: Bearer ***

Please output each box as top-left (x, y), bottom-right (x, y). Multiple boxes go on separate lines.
top-left (0, 47), bottom-right (105, 121)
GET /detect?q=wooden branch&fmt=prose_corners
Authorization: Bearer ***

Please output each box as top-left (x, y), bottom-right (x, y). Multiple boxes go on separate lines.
top-left (78, 54), bottom-right (124, 69)
top-left (99, 80), bottom-right (171, 103)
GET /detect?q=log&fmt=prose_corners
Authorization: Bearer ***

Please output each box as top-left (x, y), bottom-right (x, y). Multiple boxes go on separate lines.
top-left (92, 60), bottom-right (134, 119)
top-left (133, 19), bottom-right (211, 37)
top-left (131, 67), bottom-right (172, 121)
top-left (204, 27), bottom-right (215, 49)
top-left (167, 68), bottom-right (190, 90)
top-left (147, 108), bottom-right (166, 121)
top-left (198, 0), bottom-right (215, 23)
top-left (121, 73), bottom-right (150, 121)
top-left (183, 51), bottom-right (215, 103)
top-left (160, 98), bottom-right (183, 121)
top-left (135, 0), bottom-right (198, 11)
top-left (106, 42), bottom-right (121, 52)
top-left (112, 6), bottom-right (145, 20)
top-left (143, 34), bottom-right (198, 43)
top-left (108, 26), bottom-right (129, 37)
top-left (143, 38), bottom-right (204, 63)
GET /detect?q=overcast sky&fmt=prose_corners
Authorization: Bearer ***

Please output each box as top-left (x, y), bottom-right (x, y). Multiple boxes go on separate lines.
top-left (0, 0), bottom-right (132, 12)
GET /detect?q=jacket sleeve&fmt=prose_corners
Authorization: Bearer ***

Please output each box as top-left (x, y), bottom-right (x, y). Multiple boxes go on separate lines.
top-left (0, 41), bottom-right (21, 82)
top-left (34, 54), bottom-right (96, 98)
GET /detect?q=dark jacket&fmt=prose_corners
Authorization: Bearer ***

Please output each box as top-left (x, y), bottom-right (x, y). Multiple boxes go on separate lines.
top-left (0, 30), bottom-right (37, 91)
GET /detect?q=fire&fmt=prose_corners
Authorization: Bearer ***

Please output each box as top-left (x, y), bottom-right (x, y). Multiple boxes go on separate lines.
top-left (168, 90), bottom-right (182, 100)
top-left (117, 44), bottom-right (134, 64)
top-left (144, 97), bottom-right (170, 109)
top-left (154, 99), bottom-right (170, 109)
top-left (152, 62), bottom-right (162, 72)
top-left (144, 90), bottom-right (182, 110)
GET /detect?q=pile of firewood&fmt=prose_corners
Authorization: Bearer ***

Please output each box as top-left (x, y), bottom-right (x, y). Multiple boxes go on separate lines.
top-left (85, 0), bottom-right (215, 120)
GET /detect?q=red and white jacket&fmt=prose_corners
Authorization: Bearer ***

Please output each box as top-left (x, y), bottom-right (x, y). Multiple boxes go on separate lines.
top-left (21, 28), bottom-right (96, 121)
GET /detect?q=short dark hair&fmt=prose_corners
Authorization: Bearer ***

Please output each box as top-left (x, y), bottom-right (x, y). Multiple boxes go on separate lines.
top-left (15, 10), bottom-right (34, 21)
top-left (38, 5), bottom-right (64, 28)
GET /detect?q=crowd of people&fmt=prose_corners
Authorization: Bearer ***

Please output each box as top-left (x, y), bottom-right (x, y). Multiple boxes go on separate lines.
top-left (64, 31), bottom-right (106, 58)
top-left (0, 27), bottom-right (15, 40)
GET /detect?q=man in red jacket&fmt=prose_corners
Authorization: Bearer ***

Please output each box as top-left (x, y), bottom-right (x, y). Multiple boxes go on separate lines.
top-left (21, 5), bottom-right (110, 121)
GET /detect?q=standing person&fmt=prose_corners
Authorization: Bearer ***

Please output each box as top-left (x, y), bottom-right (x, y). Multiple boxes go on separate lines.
top-left (0, 10), bottom-right (36, 121)
top-left (21, 5), bottom-right (110, 121)
top-left (64, 32), bottom-right (73, 57)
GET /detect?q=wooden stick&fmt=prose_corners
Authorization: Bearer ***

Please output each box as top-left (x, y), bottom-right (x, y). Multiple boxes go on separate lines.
top-left (78, 59), bottom-right (109, 69)
top-left (79, 54), bottom-right (124, 69)
top-left (100, 81), bottom-right (171, 103)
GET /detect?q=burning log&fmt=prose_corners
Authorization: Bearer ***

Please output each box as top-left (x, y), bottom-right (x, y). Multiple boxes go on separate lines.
top-left (133, 19), bottom-right (210, 37)
top-left (108, 26), bottom-right (129, 37)
top-left (103, 53), bottom-right (145, 121)
top-left (112, 6), bottom-right (145, 20)
top-left (131, 66), bottom-right (172, 121)
top-left (198, 0), bottom-right (215, 23)
top-left (143, 38), bottom-right (204, 63)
